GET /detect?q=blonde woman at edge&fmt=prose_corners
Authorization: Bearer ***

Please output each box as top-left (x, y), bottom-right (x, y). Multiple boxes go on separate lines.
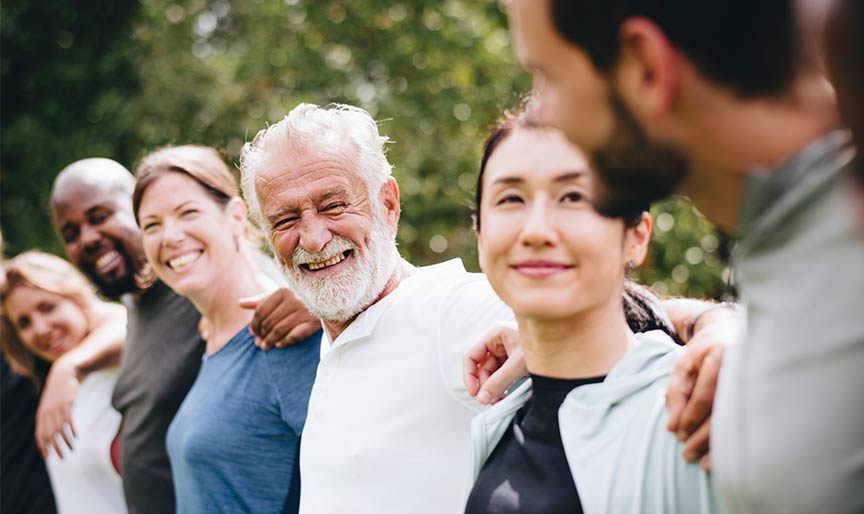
top-left (1, 251), bottom-right (127, 514)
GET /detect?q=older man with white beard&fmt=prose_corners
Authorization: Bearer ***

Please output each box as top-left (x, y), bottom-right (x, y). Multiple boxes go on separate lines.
top-left (239, 103), bottom-right (514, 514)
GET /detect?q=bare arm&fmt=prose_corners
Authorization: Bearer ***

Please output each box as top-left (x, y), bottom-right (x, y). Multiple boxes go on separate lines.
top-left (36, 301), bottom-right (126, 458)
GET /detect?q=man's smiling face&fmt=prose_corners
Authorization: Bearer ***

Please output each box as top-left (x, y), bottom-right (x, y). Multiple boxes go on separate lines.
top-left (51, 166), bottom-right (146, 299)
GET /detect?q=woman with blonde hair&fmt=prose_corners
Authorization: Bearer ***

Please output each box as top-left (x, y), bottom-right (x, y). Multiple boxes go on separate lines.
top-left (1, 250), bottom-right (127, 514)
top-left (132, 145), bottom-right (320, 514)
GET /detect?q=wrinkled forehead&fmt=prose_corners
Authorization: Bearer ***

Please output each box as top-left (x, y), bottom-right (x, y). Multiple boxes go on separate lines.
top-left (256, 143), bottom-right (361, 190)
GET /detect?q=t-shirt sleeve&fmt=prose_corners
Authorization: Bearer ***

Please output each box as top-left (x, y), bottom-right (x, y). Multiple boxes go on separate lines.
top-left (264, 331), bottom-right (322, 434)
top-left (434, 274), bottom-right (514, 411)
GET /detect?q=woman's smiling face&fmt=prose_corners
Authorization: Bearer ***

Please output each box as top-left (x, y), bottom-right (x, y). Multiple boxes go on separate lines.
top-left (477, 126), bottom-right (648, 321)
top-left (137, 171), bottom-right (244, 300)
top-left (4, 285), bottom-right (88, 362)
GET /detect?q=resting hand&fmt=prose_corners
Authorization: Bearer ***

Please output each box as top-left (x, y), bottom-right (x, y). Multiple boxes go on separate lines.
top-left (463, 321), bottom-right (526, 405)
top-left (240, 288), bottom-right (320, 350)
top-left (36, 355), bottom-right (81, 459)
top-left (666, 306), bottom-right (741, 472)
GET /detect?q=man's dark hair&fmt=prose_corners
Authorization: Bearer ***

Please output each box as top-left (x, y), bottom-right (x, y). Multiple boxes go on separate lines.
top-left (550, 0), bottom-right (801, 97)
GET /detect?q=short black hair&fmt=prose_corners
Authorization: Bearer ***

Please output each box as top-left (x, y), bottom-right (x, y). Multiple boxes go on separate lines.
top-left (549, 0), bottom-right (801, 97)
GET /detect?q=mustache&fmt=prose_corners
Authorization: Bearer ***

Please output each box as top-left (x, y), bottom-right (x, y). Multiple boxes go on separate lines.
top-left (291, 237), bottom-right (358, 267)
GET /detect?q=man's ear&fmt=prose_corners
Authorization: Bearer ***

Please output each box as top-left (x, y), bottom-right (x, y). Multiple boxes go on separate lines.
top-left (379, 177), bottom-right (401, 234)
top-left (625, 212), bottom-right (653, 267)
top-left (614, 17), bottom-right (681, 119)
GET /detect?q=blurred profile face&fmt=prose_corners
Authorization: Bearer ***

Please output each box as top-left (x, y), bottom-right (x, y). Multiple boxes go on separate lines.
top-left (477, 127), bottom-right (647, 320)
top-left (4, 285), bottom-right (88, 362)
top-left (509, 0), bottom-right (688, 217)
top-left (254, 144), bottom-right (400, 322)
top-left (52, 180), bottom-right (145, 299)
top-left (138, 172), bottom-right (242, 301)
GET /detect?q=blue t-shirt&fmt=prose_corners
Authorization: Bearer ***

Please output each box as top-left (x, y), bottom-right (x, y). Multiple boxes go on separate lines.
top-left (166, 325), bottom-right (321, 514)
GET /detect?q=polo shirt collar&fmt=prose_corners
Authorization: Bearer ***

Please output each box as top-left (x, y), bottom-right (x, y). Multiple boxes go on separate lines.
top-left (319, 258), bottom-right (468, 358)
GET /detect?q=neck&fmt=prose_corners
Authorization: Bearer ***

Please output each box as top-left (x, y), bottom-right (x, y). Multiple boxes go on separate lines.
top-left (518, 298), bottom-right (634, 379)
top-left (679, 72), bottom-right (839, 230)
top-left (190, 250), bottom-right (275, 354)
top-left (322, 260), bottom-right (413, 341)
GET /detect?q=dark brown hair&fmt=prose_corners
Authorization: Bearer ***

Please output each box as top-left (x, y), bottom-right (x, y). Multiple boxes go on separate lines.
top-left (474, 111), bottom-right (680, 344)
top-left (474, 111), bottom-right (647, 232)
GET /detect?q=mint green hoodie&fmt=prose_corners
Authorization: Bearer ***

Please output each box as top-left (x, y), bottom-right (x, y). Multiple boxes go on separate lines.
top-left (470, 331), bottom-right (725, 514)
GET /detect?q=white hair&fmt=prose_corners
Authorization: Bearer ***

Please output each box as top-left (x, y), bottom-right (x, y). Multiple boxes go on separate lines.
top-left (239, 103), bottom-right (393, 235)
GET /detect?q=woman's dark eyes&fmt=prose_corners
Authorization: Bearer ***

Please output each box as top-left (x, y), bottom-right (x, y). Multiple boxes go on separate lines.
top-left (562, 192), bottom-right (584, 203)
top-left (495, 195), bottom-right (523, 205)
top-left (37, 302), bottom-right (55, 314)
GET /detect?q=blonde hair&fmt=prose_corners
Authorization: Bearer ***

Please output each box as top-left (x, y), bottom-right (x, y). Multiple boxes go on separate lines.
top-left (1, 251), bottom-right (100, 389)
top-left (133, 145), bottom-right (263, 247)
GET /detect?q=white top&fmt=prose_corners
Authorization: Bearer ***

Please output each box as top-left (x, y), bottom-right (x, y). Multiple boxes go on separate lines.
top-left (299, 259), bottom-right (514, 514)
top-left (46, 367), bottom-right (127, 514)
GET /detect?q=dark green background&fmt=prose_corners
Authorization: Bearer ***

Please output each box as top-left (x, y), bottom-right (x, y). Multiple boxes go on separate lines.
top-left (0, 0), bottom-right (731, 299)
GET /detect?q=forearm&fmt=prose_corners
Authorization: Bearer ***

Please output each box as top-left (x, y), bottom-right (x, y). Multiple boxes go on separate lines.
top-left (660, 298), bottom-right (738, 344)
top-left (62, 302), bottom-right (126, 378)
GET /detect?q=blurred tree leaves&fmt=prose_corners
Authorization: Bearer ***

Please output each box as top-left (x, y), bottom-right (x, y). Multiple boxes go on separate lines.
top-left (1, 0), bottom-right (729, 299)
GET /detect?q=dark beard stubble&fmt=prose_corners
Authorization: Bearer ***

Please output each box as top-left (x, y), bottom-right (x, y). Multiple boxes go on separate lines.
top-left (590, 92), bottom-right (690, 218)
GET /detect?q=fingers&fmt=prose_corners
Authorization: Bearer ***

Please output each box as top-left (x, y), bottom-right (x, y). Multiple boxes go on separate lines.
top-left (36, 434), bottom-right (48, 458)
top-left (249, 290), bottom-right (284, 340)
top-left (238, 291), bottom-right (268, 310)
top-left (284, 320), bottom-right (323, 346)
top-left (478, 352), bottom-right (527, 405)
top-left (260, 318), bottom-right (321, 350)
top-left (463, 348), bottom-right (499, 397)
top-left (463, 327), bottom-right (512, 396)
top-left (666, 352), bottom-right (697, 433)
top-left (57, 425), bottom-right (75, 458)
top-left (682, 417), bottom-right (711, 462)
top-left (37, 410), bottom-right (77, 459)
top-left (249, 289), bottom-right (320, 350)
top-left (677, 345), bottom-right (724, 437)
top-left (463, 351), bottom-right (483, 397)
top-left (700, 452), bottom-right (712, 473)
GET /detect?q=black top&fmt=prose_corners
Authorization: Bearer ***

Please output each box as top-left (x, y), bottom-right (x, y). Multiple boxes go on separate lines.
top-left (465, 373), bottom-right (606, 514)
top-left (1, 354), bottom-right (58, 514)
top-left (112, 280), bottom-right (204, 514)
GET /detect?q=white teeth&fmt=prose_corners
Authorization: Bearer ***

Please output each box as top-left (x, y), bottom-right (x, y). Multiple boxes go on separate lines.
top-left (306, 252), bottom-right (347, 271)
top-left (168, 251), bottom-right (201, 270)
top-left (95, 251), bottom-right (119, 270)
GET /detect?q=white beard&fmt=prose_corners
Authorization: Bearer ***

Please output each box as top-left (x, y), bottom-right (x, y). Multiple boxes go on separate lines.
top-left (278, 211), bottom-right (400, 323)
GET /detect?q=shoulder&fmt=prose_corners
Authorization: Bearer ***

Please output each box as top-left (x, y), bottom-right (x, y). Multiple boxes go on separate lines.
top-left (263, 330), bottom-right (322, 369)
top-left (631, 331), bottom-right (684, 373)
top-left (405, 259), bottom-right (507, 314)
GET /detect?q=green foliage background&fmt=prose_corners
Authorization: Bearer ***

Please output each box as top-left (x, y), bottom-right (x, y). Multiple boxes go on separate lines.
top-left (1, 0), bottom-right (730, 299)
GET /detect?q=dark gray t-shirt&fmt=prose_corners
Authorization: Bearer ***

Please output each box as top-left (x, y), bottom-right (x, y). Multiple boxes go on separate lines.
top-left (113, 280), bottom-right (203, 514)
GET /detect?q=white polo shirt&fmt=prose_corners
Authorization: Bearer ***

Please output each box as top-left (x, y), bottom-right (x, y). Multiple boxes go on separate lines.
top-left (298, 259), bottom-right (514, 514)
